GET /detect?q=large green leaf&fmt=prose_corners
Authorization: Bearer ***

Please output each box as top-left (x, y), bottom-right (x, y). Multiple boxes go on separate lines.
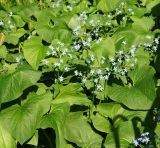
top-left (108, 85), bottom-right (153, 110)
top-left (104, 121), bottom-right (135, 148)
top-left (64, 112), bottom-right (103, 148)
top-left (0, 124), bottom-right (16, 148)
top-left (0, 67), bottom-right (41, 104)
top-left (5, 28), bottom-right (26, 45)
top-left (108, 66), bottom-right (156, 110)
top-left (97, 103), bottom-right (147, 125)
top-left (0, 91), bottom-right (52, 144)
top-left (40, 103), bottom-right (70, 148)
top-left (97, 0), bottom-right (119, 13)
top-left (52, 83), bottom-right (91, 106)
top-left (23, 36), bottom-right (46, 69)
top-left (91, 113), bottom-right (111, 133)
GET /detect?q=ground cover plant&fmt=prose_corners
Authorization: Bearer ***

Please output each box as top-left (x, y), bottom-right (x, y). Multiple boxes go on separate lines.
top-left (0, 0), bottom-right (160, 147)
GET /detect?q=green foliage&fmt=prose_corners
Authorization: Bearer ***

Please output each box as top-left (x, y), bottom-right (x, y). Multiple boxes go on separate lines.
top-left (0, 0), bottom-right (160, 147)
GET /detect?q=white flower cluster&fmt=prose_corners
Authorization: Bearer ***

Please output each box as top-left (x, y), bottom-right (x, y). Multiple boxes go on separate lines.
top-left (133, 132), bottom-right (150, 147)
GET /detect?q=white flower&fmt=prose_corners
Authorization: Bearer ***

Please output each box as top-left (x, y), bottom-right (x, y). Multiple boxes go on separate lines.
top-left (82, 78), bottom-right (87, 83)
top-left (105, 21), bottom-right (111, 26)
top-left (51, 51), bottom-right (56, 56)
top-left (42, 59), bottom-right (49, 65)
top-left (104, 75), bottom-right (109, 80)
top-left (155, 38), bottom-right (159, 44)
top-left (145, 35), bottom-right (151, 39)
top-left (153, 46), bottom-right (157, 52)
top-left (74, 44), bottom-right (81, 50)
top-left (122, 40), bottom-right (127, 45)
top-left (8, 11), bottom-right (13, 17)
top-left (16, 57), bottom-right (21, 63)
top-left (67, 5), bottom-right (73, 11)
top-left (59, 76), bottom-right (63, 82)
top-left (10, 24), bottom-right (15, 29)
top-left (74, 70), bottom-right (79, 76)
top-left (0, 21), bottom-right (4, 25)
top-left (107, 14), bottom-right (112, 18)
top-left (118, 50), bottom-right (123, 55)
top-left (78, 72), bottom-right (83, 76)
top-left (97, 69), bottom-right (102, 75)
top-left (60, 59), bottom-right (63, 63)
top-left (97, 84), bottom-right (104, 91)
top-left (94, 78), bottom-right (98, 83)
top-left (48, 45), bottom-right (54, 50)
top-left (133, 140), bottom-right (139, 147)
top-left (64, 67), bottom-right (69, 71)
top-left (109, 57), bottom-right (115, 63)
top-left (90, 69), bottom-right (95, 75)
top-left (54, 62), bottom-right (60, 67)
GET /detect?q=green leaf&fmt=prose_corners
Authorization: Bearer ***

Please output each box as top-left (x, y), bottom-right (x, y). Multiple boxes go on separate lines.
top-left (92, 113), bottom-right (111, 133)
top-left (129, 65), bottom-right (156, 101)
top-left (131, 16), bottom-right (155, 32)
top-left (0, 124), bottom-right (16, 148)
top-left (27, 130), bottom-right (38, 146)
top-left (64, 112), bottom-right (103, 148)
top-left (52, 83), bottom-right (91, 106)
top-left (13, 15), bottom-right (25, 27)
top-left (91, 37), bottom-right (115, 65)
top-left (97, 0), bottom-right (119, 13)
top-left (108, 85), bottom-right (153, 110)
top-left (0, 91), bottom-right (52, 144)
top-left (23, 36), bottom-right (46, 70)
top-left (104, 121), bottom-right (135, 148)
top-left (0, 67), bottom-right (41, 104)
top-left (40, 103), bottom-right (70, 148)
top-left (97, 103), bottom-right (147, 125)
top-left (5, 28), bottom-right (26, 45)
top-left (0, 45), bottom-right (7, 59)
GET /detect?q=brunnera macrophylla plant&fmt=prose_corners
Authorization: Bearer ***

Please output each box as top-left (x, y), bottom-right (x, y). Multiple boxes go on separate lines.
top-left (0, 0), bottom-right (160, 147)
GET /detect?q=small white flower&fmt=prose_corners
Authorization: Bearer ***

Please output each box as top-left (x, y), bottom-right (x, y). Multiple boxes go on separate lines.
top-left (0, 21), bottom-right (4, 25)
top-left (155, 38), bottom-right (159, 44)
top-left (105, 67), bottom-right (110, 71)
top-left (67, 5), bottom-right (73, 11)
top-left (107, 14), bottom-right (112, 18)
top-left (8, 11), bottom-right (13, 17)
top-left (74, 70), bottom-right (79, 76)
top-left (43, 59), bottom-right (49, 65)
top-left (54, 62), bottom-right (60, 67)
top-left (105, 21), bottom-right (111, 26)
top-left (16, 57), bottom-right (21, 62)
top-left (104, 75), bottom-right (109, 80)
top-left (97, 69), bottom-right (102, 75)
top-left (78, 72), bottom-right (83, 76)
top-left (60, 59), bottom-right (63, 63)
top-left (48, 45), bottom-right (54, 50)
top-left (82, 78), bottom-right (87, 83)
top-left (128, 8), bottom-right (132, 12)
top-left (118, 50), bottom-right (123, 55)
top-left (59, 76), bottom-right (63, 82)
top-left (109, 57), bottom-right (115, 63)
top-left (153, 46), bottom-right (158, 52)
top-left (74, 44), bottom-right (81, 50)
top-left (145, 35), bottom-right (152, 39)
top-left (46, 51), bottom-right (51, 56)
top-left (120, 2), bottom-right (125, 6)
top-left (10, 24), bottom-right (15, 29)
top-left (51, 51), bottom-right (56, 56)
top-left (133, 140), bottom-right (139, 147)
top-left (64, 67), bottom-right (69, 71)
top-left (94, 78), bottom-right (98, 83)
top-left (122, 40), bottom-right (127, 45)
top-left (90, 69), bottom-right (95, 75)
top-left (97, 84), bottom-right (104, 91)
